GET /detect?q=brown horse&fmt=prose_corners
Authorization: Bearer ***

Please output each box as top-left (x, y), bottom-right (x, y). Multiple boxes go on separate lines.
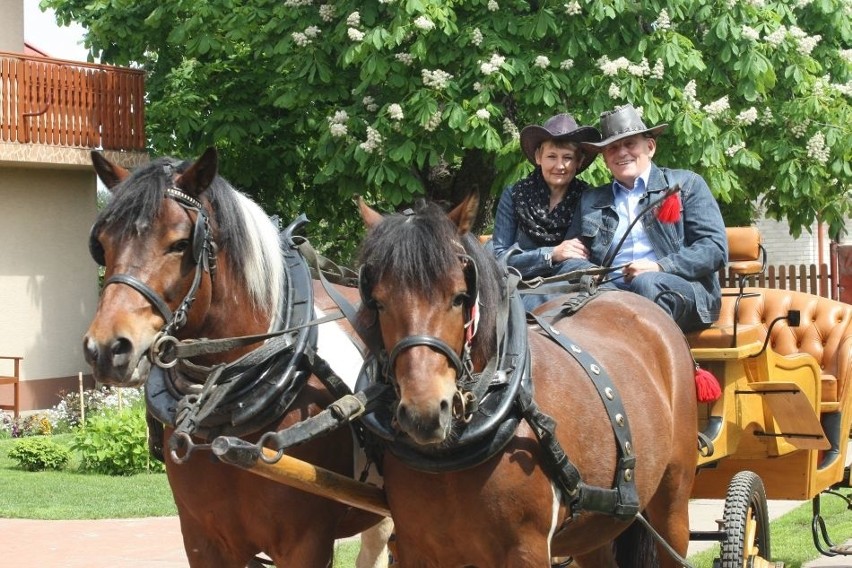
top-left (356, 194), bottom-right (698, 567)
top-left (83, 148), bottom-right (390, 567)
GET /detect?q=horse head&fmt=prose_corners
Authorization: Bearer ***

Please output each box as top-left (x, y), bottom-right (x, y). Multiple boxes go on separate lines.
top-left (357, 193), bottom-right (499, 446)
top-left (83, 148), bottom-right (280, 386)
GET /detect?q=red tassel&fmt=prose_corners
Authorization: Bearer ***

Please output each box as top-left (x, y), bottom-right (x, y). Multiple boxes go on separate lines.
top-left (656, 193), bottom-right (681, 223)
top-left (694, 366), bottom-right (721, 403)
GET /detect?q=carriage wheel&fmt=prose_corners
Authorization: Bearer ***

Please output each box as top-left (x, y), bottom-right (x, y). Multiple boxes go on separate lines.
top-left (716, 470), bottom-right (772, 568)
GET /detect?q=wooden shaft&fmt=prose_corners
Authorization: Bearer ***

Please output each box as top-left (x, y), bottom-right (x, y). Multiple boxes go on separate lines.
top-left (245, 447), bottom-right (391, 517)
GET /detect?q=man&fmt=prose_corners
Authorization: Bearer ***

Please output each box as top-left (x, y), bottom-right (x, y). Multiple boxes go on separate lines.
top-left (567, 104), bottom-right (728, 332)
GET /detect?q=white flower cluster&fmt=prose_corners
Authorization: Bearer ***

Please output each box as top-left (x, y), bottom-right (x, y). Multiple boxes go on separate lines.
top-left (608, 83), bottom-right (622, 99)
top-left (797, 34), bottom-right (821, 56)
top-left (759, 107), bottom-right (773, 126)
top-left (348, 28), bottom-right (365, 41)
top-left (472, 28), bottom-right (483, 47)
top-left (328, 110), bottom-right (349, 138)
top-left (359, 126), bottom-right (383, 154)
top-left (683, 80), bottom-right (700, 109)
top-left (654, 9), bottom-right (671, 31)
top-left (414, 16), bottom-right (435, 31)
top-left (841, 49), bottom-right (852, 64)
top-left (395, 52), bottom-right (414, 66)
top-left (480, 53), bottom-right (506, 75)
top-left (598, 55), bottom-right (631, 76)
top-left (806, 131), bottom-right (830, 164)
top-left (292, 26), bottom-right (321, 47)
top-left (703, 95), bottom-right (730, 118)
top-left (651, 59), bottom-right (664, 80)
top-left (319, 4), bottom-right (335, 22)
top-left (741, 25), bottom-right (760, 41)
top-left (284, 0), bottom-right (313, 6)
top-left (790, 118), bottom-right (810, 138)
top-left (503, 118), bottom-right (519, 140)
top-left (425, 110), bottom-right (443, 132)
top-left (628, 58), bottom-right (651, 77)
top-left (834, 81), bottom-right (852, 96)
top-left (347, 12), bottom-right (361, 26)
top-left (422, 68), bottom-right (453, 89)
top-left (795, 0), bottom-right (814, 6)
top-left (534, 56), bottom-right (550, 69)
top-left (560, 59), bottom-right (574, 70)
top-left (725, 142), bottom-right (746, 157)
top-left (747, 0), bottom-right (765, 7)
top-left (487, 0), bottom-right (499, 11)
top-left (388, 103), bottom-right (404, 121)
top-left (735, 107), bottom-right (758, 125)
top-left (473, 81), bottom-right (484, 92)
top-left (564, 1), bottom-right (581, 15)
top-left (363, 96), bottom-right (378, 112)
top-left (476, 109), bottom-right (491, 121)
top-left (765, 26), bottom-right (787, 47)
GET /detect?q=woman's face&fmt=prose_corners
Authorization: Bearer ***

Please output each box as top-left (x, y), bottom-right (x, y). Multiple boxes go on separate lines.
top-left (535, 140), bottom-right (582, 194)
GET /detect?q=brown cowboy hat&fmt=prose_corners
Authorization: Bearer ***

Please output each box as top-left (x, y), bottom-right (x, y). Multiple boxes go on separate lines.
top-left (519, 113), bottom-right (601, 173)
top-left (582, 104), bottom-right (668, 150)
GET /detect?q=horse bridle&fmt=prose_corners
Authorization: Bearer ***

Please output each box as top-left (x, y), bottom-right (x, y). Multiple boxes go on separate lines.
top-left (359, 252), bottom-right (480, 421)
top-left (89, 187), bottom-right (218, 363)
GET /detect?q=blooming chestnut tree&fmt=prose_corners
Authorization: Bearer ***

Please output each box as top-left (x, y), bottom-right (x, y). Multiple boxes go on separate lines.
top-left (47, 0), bottom-right (851, 253)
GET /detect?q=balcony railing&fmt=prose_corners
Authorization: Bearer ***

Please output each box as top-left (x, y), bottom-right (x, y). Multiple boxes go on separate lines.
top-left (0, 52), bottom-right (145, 151)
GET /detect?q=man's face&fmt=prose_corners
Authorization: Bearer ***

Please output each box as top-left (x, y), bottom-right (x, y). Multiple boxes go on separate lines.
top-left (601, 134), bottom-right (656, 189)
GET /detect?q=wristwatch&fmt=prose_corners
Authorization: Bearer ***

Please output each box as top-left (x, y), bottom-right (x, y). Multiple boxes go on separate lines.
top-left (544, 251), bottom-right (552, 267)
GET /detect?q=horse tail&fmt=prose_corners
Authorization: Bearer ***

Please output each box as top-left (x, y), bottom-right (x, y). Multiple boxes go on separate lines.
top-left (613, 515), bottom-right (659, 568)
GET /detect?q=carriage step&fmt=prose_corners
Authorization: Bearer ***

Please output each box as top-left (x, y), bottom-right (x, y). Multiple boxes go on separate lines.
top-left (830, 542), bottom-right (852, 555)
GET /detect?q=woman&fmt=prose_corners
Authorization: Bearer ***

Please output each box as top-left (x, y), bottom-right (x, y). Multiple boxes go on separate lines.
top-left (491, 113), bottom-right (601, 308)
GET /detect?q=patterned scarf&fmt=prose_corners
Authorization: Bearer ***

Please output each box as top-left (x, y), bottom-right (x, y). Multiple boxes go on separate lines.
top-left (511, 168), bottom-right (588, 246)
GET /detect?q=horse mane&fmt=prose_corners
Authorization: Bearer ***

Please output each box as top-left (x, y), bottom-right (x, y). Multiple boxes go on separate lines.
top-left (358, 200), bottom-right (502, 365)
top-left (95, 156), bottom-right (282, 326)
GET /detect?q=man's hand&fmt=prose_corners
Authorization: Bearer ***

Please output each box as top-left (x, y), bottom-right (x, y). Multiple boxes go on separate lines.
top-left (552, 238), bottom-right (589, 263)
top-left (623, 259), bottom-right (661, 282)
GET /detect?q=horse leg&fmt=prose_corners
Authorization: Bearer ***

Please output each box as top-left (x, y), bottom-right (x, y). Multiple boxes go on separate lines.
top-left (355, 517), bottom-right (394, 568)
top-left (643, 473), bottom-right (693, 568)
top-left (571, 547), bottom-right (618, 568)
top-left (179, 518), bottom-right (252, 568)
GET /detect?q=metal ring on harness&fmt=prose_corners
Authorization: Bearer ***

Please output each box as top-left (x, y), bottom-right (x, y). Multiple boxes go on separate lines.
top-left (452, 389), bottom-right (477, 422)
top-left (151, 334), bottom-right (180, 369)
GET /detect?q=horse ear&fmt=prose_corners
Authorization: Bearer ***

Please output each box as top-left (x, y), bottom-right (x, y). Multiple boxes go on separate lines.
top-left (447, 192), bottom-right (479, 235)
top-left (91, 151), bottom-right (129, 191)
top-left (358, 196), bottom-right (384, 229)
top-left (176, 147), bottom-right (218, 197)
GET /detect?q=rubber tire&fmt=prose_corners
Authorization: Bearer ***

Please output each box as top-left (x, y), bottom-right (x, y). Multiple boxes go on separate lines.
top-left (717, 470), bottom-right (772, 568)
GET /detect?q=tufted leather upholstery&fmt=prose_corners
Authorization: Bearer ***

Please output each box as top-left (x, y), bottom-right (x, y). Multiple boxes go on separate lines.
top-left (705, 288), bottom-right (852, 406)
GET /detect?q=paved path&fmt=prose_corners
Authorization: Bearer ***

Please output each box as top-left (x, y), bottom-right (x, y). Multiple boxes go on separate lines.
top-left (2, 503), bottom-right (851, 567)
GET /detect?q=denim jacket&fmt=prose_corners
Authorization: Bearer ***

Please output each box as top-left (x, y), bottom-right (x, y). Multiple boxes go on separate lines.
top-left (567, 163), bottom-right (728, 324)
top-left (492, 185), bottom-right (565, 278)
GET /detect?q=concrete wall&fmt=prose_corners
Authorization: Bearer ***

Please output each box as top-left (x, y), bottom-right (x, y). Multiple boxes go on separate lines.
top-left (0, 162), bottom-right (99, 410)
top-left (0, 0), bottom-right (24, 53)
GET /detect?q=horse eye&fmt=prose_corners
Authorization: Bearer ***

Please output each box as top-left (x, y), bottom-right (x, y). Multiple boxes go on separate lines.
top-left (170, 239), bottom-right (191, 254)
top-left (452, 293), bottom-right (468, 308)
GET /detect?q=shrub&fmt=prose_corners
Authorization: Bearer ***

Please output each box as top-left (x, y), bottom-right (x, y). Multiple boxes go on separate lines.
top-left (50, 386), bottom-right (144, 432)
top-left (72, 405), bottom-right (165, 475)
top-left (8, 436), bottom-right (71, 471)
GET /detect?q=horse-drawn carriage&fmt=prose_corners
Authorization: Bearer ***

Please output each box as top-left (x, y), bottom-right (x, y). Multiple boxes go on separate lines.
top-left (84, 148), bottom-right (852, 567)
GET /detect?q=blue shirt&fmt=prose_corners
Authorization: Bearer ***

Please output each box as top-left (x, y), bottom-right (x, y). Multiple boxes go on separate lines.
top-left (608, 165), bottom-right (658, 268)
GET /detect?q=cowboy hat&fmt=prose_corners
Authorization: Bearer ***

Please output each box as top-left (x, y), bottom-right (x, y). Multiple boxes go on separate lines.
top-left (519, 113), bottom-right (601, 173)
top-left (582, 104), bottom-right (668, 150)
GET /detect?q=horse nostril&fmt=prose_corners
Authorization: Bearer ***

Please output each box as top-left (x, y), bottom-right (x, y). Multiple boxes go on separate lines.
top-left (82, 338), bottom-right (99, 365)
top-left (396, 403), bottom-right (408, 423)
top-left (110, 337), bottom-right (133, 366)
top-left (440, 398), bottom-right (450, 415)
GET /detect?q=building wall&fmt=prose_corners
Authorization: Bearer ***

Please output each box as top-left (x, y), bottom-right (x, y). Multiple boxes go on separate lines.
top-left (0, 161), bottom-right (100, 409)
top-left (0, 0), bottom-right (24, 53)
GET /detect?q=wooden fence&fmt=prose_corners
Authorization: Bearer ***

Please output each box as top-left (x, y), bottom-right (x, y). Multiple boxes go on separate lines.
top-left (719, 263), bottom-right (834, 299)
top-left (0, 52), bottom-right (145, 151)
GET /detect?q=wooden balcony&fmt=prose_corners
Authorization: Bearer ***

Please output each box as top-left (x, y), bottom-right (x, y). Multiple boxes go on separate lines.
top-left (0, 52), bottom-right (145, 151)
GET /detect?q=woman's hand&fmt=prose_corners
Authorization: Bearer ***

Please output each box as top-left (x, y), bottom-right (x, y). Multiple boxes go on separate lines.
top-left (551, 238), bottom-right (589, 263)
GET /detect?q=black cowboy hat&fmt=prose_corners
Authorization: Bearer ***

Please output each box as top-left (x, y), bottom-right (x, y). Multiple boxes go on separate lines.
top-left (582, 104), bottom-right (668, 150)
top-left (519, 113), bottom-right (601, 173)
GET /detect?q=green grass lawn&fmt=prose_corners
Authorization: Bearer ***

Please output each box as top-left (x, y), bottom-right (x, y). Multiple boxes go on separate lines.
top-left (0, 434), bottom-right (176, 519)
top-left (4, 434), bottom-right (852, 566)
